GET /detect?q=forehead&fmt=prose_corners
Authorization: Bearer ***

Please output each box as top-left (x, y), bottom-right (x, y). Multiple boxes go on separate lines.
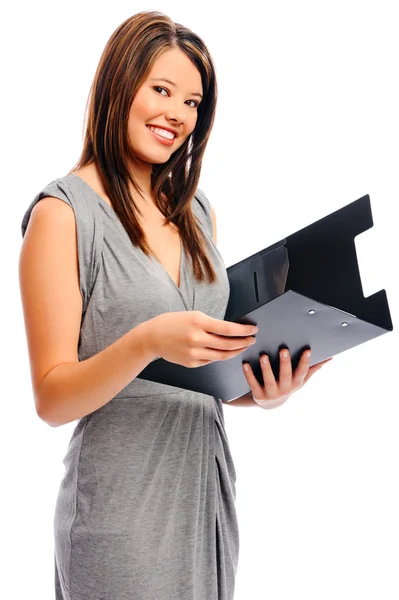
top-left (147, 48), bottom-right (202, 92)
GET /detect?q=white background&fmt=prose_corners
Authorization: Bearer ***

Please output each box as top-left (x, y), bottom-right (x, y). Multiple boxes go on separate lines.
top-left (2, 1), bottom-right (398, 598)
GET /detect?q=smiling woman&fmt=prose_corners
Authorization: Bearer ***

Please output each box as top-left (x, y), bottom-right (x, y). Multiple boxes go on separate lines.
top-left (19, 9), bottom-right (241, 600)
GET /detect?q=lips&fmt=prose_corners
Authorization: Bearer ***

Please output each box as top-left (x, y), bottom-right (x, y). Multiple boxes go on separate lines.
top-left (146, 125), bottom-right (177, 138)
top-left (146, 125), bottom-right (176, 146)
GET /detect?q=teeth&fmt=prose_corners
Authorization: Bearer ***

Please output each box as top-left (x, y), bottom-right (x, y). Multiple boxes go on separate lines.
top-left (147, 125), bottom-right (175, 140)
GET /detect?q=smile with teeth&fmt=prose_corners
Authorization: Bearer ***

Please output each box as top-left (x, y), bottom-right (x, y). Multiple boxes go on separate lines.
top-left (147, 125), bottom-right (176, 140)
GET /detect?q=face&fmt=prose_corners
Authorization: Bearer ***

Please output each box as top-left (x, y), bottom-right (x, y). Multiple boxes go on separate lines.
top-left (127, 47), bottom-right (203, 169)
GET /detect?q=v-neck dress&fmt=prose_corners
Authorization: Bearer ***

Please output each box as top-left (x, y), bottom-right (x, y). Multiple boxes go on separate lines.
top-left (21, 173), bottom-right (239, 600)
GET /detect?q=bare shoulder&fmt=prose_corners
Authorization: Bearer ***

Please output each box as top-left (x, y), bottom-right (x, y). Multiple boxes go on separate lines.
top-left (19, 196), bottom-right (82, 416)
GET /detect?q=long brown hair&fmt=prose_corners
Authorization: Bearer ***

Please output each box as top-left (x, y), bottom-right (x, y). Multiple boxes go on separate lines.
top-left (67, 10), bottom-right (218, 283)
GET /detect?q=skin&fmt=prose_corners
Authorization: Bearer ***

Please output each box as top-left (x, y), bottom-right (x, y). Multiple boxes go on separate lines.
top-left (126, 46), bottom-right (203, 203)
top-left (242, 349), bottom-right (333, 409)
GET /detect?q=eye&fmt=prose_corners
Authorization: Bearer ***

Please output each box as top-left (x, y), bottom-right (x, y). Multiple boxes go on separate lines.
top-left (152, 86), bottom-right (199, 108)
top-left (153, 86), bottom-right (168, 97)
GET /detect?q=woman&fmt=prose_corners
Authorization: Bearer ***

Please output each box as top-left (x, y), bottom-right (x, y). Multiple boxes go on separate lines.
top-left (19, 10), bottom-right (330, 599)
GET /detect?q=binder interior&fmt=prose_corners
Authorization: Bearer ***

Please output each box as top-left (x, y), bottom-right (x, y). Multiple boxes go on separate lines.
top-left (138, 194), bottom-right (393, 401)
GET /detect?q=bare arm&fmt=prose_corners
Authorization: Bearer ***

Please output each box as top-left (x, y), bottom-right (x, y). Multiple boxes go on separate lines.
top-left (37, 322), bottom-right (156, 427)
top-left (19, 196), bottom-right (157, 428)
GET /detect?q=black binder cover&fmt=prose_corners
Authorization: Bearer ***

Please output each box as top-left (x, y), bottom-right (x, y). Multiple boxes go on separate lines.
top-left (138, 194), bottom-right (393, 401)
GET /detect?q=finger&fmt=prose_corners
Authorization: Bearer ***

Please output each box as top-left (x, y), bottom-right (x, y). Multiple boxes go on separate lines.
top-left (242, 361), bottom-right (265, 399)
top-left (292, 349), bottom-right (312, 387)
top-left (259, 354), bottom-right (279, 396)
top-left (278, 349), bottom-right (292, 394)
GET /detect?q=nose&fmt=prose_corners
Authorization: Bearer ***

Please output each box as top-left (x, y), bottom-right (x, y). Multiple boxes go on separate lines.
top-left (165, 110), bottom-right (186, 125)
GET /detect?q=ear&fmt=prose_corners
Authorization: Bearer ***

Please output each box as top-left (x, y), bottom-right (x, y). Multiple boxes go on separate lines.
top-left (209, 203), bottom-right (217, 245)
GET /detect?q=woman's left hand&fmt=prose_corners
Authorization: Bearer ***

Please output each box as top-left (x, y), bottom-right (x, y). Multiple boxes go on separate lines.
top-left (242, 349), bottom-right (333, 410)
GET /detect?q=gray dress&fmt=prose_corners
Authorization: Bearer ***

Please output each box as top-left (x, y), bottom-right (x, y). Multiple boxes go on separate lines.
top-left (21, 173), bottom-right (239, 600)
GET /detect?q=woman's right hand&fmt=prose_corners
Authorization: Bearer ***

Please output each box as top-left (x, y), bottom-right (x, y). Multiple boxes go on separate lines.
top-left (144, 310), bottom-right (258, 368)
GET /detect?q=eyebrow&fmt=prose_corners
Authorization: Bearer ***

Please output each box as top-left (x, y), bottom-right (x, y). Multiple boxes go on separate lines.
top-left (149, 78), bottom-right (203, 99)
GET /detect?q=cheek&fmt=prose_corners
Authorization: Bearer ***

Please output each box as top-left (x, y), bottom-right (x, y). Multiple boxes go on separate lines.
top-left (131, 90), bottom-right (161, 118)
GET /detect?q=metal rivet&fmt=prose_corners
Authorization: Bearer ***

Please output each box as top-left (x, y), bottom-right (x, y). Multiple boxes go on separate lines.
top-left (341, 322), bottom-right (348, 327)
top-left (308, 309), bottom-right (315, 315)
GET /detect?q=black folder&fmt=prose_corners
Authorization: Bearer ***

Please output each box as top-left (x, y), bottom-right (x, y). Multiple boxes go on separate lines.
top-left (138, 194), bottom-right (393, 401)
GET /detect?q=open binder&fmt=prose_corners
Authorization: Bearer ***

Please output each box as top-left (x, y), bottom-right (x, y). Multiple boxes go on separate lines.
top-left (138, 194), bottom-right (393, 402)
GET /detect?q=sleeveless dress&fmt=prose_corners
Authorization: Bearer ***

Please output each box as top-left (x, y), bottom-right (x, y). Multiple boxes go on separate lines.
top-left (21, 173), bottom-right (239, 600)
